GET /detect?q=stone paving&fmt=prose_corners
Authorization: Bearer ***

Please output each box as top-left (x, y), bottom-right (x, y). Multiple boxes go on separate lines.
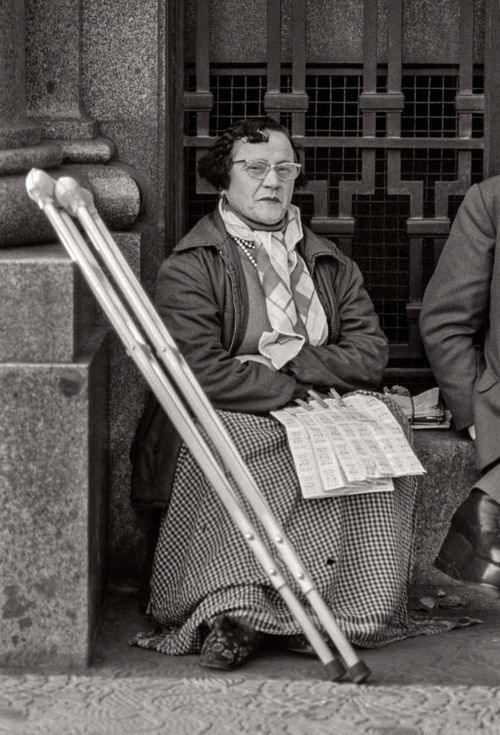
top-left (1, 582), bottom-right (500, 734)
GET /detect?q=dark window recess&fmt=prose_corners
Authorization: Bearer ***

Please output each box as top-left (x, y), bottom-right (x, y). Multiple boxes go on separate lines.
top-left (401, 75), bottom-right (458, 138)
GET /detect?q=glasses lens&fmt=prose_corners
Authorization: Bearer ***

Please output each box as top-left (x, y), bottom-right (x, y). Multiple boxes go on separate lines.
top-left (244, 161), bottom-right (270, 179)
top-left (275, 163), bottom-right (300, 181)
top-left (241, 161), bottom-right (301, 181)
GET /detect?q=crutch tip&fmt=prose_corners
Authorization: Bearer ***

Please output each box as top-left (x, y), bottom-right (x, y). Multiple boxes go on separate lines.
top-left (346, 660), bottom-right (371, 684)
top-left (323, 658), bottom-right (346, 681)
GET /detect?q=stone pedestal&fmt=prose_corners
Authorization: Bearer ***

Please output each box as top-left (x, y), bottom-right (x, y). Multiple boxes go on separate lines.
top-left (0, 331), bottom-right (108, 669)
top-left (412, 429), bottom-right (480, 584)
top-left (0, 246), bottom-right (109, 669)
top-left (0, 0), bottom-right (151, 672)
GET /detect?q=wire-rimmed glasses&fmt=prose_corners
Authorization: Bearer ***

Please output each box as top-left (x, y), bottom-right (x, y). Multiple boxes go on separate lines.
top-left (232, 159), bottom-right (302, 181)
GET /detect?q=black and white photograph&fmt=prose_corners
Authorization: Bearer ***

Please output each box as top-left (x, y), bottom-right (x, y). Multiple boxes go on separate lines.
top-left (1, 1), bottom-right (499, 733)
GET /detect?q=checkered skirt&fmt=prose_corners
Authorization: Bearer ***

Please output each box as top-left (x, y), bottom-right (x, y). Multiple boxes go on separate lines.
top-left (132, 393), bottom-right (455, 655)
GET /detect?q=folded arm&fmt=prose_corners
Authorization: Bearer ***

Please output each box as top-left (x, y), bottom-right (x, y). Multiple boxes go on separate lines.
top-left (283, 258), bottom-right (389, 392)
top-left (155, 249), bottom-right (307, 414)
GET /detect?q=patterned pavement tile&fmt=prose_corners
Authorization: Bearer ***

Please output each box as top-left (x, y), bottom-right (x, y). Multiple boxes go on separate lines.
top-left (1, 674), bottom-right (500, 734)
top-left (1, 586), bottom-right (500, 734)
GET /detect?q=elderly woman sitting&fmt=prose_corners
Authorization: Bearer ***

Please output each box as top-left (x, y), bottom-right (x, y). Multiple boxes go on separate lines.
top-left (132, 116), bottom-right (452, 670)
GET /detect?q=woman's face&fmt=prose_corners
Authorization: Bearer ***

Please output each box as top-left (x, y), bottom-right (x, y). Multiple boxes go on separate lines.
top-left (224, 130), bottom-right (296, 226)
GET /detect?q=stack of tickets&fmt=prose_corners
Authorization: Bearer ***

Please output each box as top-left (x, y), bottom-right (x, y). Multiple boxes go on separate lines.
top-left (271, 392), bottom-right (426, 499)
top-left (385, 386), bottom-right (451, 429)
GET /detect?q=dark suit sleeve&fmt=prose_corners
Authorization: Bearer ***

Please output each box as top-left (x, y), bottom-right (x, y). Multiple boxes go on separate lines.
top-left (419, 183), bottom-right (496, 430)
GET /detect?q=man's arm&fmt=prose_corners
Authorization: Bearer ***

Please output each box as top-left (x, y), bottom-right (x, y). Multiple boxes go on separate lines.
top-left (420, 183), bottom-right (495, 429)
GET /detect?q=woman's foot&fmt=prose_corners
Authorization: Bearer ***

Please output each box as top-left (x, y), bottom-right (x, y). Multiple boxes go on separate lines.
top-left (280, 634), bottom-right (316, 657)
top-left (200, 615), bottom-right (263, 670)
top-left (280, 633), bottom-right (339, 658)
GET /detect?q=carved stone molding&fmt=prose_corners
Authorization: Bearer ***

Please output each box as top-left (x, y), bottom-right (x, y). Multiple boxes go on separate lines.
top-left (0, 165), bottom-right (141, 247)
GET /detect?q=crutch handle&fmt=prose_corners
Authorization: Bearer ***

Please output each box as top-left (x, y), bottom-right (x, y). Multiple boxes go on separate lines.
top-left (26, 168), bottom-right (55, 206)
top-left (55, 176), bottom-right (96, 216)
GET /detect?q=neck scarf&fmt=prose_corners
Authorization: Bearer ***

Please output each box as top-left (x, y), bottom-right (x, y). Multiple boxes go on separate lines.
top-left (219, 199), bottom-right (328, 369)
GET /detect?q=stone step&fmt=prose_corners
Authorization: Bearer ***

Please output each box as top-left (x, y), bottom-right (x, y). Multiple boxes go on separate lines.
top-left (0, 233), bottom-right (151, 670)
top-left (0, 328), bottom-right (108, 669)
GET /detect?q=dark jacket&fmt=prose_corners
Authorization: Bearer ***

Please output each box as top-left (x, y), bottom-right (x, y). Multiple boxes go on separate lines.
top-left (130, 208), bottom-right (388, 509)
top-left (420, 176), bottom-right (500, 471)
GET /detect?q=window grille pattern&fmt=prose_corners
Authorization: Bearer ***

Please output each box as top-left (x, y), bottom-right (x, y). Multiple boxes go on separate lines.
top-left (401, 76), bottom-right (458, 138)
top-left (305, 75), bottom-right (363, 136)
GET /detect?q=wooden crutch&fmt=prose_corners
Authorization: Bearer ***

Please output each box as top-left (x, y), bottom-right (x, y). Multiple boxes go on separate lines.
top-left (26, 168), bottom-right (371, 683)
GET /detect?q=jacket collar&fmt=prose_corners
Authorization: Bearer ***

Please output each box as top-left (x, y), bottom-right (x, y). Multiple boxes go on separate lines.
top-left (174, 207), bottom-right (343, 266)
top-left (174, 208), bottom-right (232, 253)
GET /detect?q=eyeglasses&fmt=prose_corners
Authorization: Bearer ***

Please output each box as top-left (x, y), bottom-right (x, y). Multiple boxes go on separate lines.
top-left (232, 159), bottom-right (302, 181)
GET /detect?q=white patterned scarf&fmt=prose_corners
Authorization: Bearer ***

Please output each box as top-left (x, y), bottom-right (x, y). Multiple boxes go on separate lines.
top-left (219, 199), bottom-right (328, 369)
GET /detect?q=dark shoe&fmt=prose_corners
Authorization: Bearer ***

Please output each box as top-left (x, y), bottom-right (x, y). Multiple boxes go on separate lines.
top-left (278, 634), bottom-right (346, 681)
top-left (280, 634), bottom-right (338, 658)
top-left (200, 615), bottom-right (263, 670)
top-left (434, 489), bottom-right (500, 596)
top-left (281, 634), bottom-right (317, 657)
top-left (279, 634), bottom-right (341, 660)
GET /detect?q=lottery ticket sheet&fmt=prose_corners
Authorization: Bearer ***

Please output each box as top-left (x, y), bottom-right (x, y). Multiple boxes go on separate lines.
top-left (271, 393), bottom-right (426, 499)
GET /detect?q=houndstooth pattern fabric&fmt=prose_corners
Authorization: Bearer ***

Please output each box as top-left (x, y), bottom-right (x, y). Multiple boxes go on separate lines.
top-left (132, 393), bottom-right (459, 656)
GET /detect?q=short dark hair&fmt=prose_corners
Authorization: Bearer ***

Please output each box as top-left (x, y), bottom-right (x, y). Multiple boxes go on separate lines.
top-left (197, 116), bottom-right (306, 190)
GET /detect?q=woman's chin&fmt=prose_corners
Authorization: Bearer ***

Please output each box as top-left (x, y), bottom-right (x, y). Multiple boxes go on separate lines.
top-left (253, 205), bottom-right (286, 225)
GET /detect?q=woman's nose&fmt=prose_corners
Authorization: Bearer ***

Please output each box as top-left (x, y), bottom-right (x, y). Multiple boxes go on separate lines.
top-left (262, 166), bottom-right (280, 186)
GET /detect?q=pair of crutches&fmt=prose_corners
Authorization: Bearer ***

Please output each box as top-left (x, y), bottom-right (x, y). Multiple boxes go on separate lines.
top-left (26, 168), bottom-right (371, 683)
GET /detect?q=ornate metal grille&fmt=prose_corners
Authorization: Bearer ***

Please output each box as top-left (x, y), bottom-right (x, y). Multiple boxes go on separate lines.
top-left (170, 0), bottom-right (498, 379)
